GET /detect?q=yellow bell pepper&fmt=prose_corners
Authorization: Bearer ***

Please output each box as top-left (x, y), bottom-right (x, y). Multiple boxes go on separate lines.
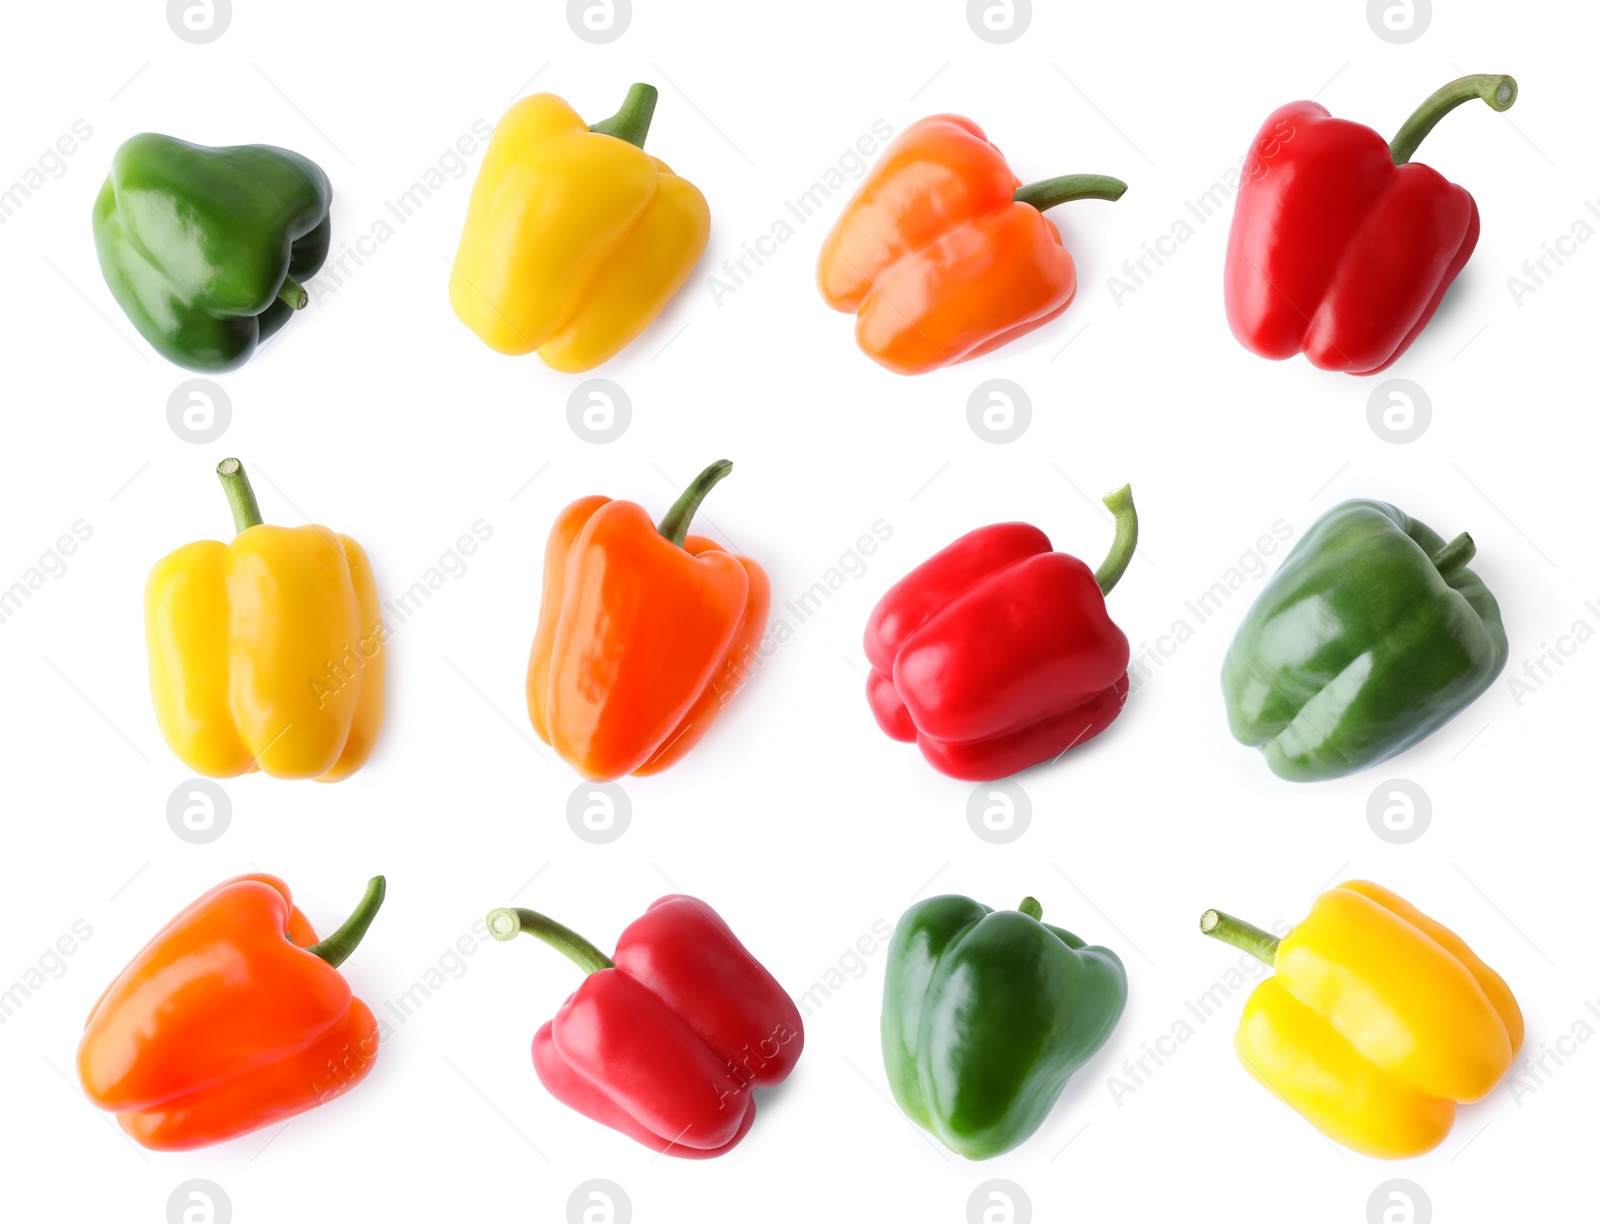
top-left (145, 459), bottom-right (385, 782)
top-left (448, 83), bottom-right (709, 372)
top-left (1200, 880), bottom-right (1523, 1159)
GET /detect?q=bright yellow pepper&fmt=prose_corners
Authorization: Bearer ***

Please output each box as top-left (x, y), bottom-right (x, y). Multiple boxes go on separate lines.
top-left (448, 83), bottom-right (709, 372)
top-left (1200, 880), bottom-right (1523, 1159)
top-left (145, 459), bottom-right (385, 782)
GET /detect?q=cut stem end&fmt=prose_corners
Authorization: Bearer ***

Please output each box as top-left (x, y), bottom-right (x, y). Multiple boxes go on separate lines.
top-left (215, 457), bottom-right (265, 534)
top-left (1199, 907), bottom-right (1280, 966)
top-left (277, 275), bottom-right (308, 311)
top-left (1389, 73), bottom-right (1518, 165)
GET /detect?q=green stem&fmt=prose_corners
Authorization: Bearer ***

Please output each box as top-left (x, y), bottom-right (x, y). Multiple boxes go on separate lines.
top-left (1430, 532), bottom-right (1476, 581)
top-left (277, 275), bottom-right (307, 311)
top-left (216, 458), bottom-right (264, 534)
top-left (1389, 74), bottom-right (1517, 165)
top-left (487, 907), bottom-right (614, 975)
top-left (657, 460), bottom-right (733, 548)
top-left (590, 83), bottom-right (659, 148)
top-left (1018, 897), bottom-right (1043, 921)
top-left (1014, 174), bottom-right (1127, 211)
top-left (1094, 484), bottom-right (1138, 596)
top-left (1199, 908), bottom-right (1279, 966)
top-left (305, 877), bottom-right (386, 969)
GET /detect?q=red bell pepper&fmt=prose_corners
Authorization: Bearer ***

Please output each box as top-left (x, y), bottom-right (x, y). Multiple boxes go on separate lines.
top-left (487, 895), bottom-right (803, 1158)
top-left (1225, 73), bottom-right (1517, 375)
top-left (864, 486), bottom-right (1136, 780)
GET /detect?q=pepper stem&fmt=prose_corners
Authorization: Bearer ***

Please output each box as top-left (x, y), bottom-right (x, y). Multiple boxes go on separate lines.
top-left (487, 907), bottom-right (615, 975)
top-left (1199, 908), bottom-right (1279, 966)
top-left (1430, 532), bottom-right (1476, 581)
top-left (277, 275), bottom-right (308, 310)
top-left (1018, 897), bottom-right (1043, 921)
top-left (305, 877), bottom-right (386, 969)
top-left (1094, 484), bottom-right (1138, 596)
top-left (216, 458), bottom-right (264, 534)
top-left (1014, 174), bottom-right (1128, 211)
top-left (657, 460), bottom-right (733, 548)
top-left (590, 83), bottom-right (659, 149)
top-left (1389, 74), bottom-right (1517, 165)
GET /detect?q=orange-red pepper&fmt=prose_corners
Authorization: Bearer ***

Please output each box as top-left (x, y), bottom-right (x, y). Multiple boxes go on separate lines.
top-left (817, 114), bottom-right (1126, 374)
top-left (527, 460), bottom-right (769, 780)
top-left (77, 873), bottom-right (385, 1150)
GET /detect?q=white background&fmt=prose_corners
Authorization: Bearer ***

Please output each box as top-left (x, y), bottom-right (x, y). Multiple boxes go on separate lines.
top-left (0, 1), bottom-right (1595, 1221)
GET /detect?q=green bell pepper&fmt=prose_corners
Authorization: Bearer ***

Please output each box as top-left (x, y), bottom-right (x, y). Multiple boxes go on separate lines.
top-left (1222, 499), bottom-right (1508, 782)
top-left (92, 134), bottom-right (332, 372)
top-left (881, 894), bottom-right (1126, 1159)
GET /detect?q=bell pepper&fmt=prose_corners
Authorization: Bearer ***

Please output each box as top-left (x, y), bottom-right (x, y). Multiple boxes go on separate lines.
top-left (78, 873), bottom-right (385, 1150)
top-left (864, 485), bottom-right (1136, 780)
top-left (93, 133), bottom-right (332, 371)
top-left (1199, 881), bottom-right (1523, 1159)
top-left (485, 896), bottom-right (803, 1158)
top-left (449, 83), bottom-right (709, 372)
top-left (1225, 73), bottom-right (1517, 374)
top-left (816, 114), bottom-right (1126, 374)
top-left (882, 894), bottom-right (1125, 1159)
top-left (146, 458), bottom-right (385, 782)
top-left (527, 459), bottom-right (768, 780)
top-left (1222, 499), bottom-right (1506, 781)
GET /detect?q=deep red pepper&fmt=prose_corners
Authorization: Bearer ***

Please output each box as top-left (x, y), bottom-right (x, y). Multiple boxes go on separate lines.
top-left (864, 486), bottom-right (1136, 781)
top-left (487, 895), bottom-right (803, 1158)
top-left (1225, 73), bottom-right (1516, 375)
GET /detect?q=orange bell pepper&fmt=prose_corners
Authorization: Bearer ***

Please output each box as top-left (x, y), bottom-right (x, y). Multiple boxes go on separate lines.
top-left (78, 873), bottom-right (385, 1150)
top-left (527, 460), bottom-right (769, 780)
top-left (817, 114), bottom-right (1126, 374)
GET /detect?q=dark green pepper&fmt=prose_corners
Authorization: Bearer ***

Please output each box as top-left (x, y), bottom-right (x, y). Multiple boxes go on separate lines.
top-left (92, 134), bottom-right (332, 372)
top-left (1222, 499), bottom-right (1508, 782)
top-left (881, 894), bottom-right (1126, 1159)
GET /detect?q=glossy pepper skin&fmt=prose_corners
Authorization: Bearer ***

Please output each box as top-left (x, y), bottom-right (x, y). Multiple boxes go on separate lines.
top-left (486, 896), bottom-right (803, 1157)
top-left (93, 134), bottom-right (331, 371)
top-left (865, 486), bottom-right (1136, 780)
top-left (882, 895), bottom-right (1125, 1159)
top-left (78, 873), bottom-right (385, 1150)
top-left (1222, 499), bottom-right (1506, 781)
top-left (146, 459), bottom-right (385, 782)
top-left (1200, 881), bottom-right (1523, 1158)
top-left (528, 460), bottom-right (768, 780)
top-left (450, 83), bottom-right (709, 372)
top-left (817, 115), bottom-right (1125, 374)
top-left (1225, 74), bottom-right (1517, 374)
